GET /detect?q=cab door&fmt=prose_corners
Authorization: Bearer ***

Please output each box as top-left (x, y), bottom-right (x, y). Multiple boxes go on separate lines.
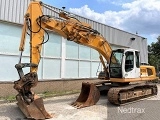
top-left (134, 51), bottom-right (140, 78)
top-left (122, 50), bottom-right (140, 78)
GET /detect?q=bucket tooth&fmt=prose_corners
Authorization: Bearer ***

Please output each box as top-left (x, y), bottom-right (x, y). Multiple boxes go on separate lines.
top-left (72, 82), bottom-right (100, 108)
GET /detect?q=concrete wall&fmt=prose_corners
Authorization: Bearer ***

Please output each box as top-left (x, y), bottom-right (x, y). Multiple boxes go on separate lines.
top-left (0, 79), bottom-right (100, 97)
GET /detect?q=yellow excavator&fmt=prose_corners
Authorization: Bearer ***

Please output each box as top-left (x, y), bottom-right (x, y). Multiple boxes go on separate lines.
top-left (13, 1), bottom-right (158, 119)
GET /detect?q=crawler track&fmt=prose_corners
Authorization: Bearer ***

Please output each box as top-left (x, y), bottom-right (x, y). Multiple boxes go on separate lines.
top-left (108, 83), bottom-right (158, 105)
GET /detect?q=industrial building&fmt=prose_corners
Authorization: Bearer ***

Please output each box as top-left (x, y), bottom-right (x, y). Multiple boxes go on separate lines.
top-left (0, 0), bottom-right (148, 96)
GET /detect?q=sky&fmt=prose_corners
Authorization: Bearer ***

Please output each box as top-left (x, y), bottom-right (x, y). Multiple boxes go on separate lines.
top-left (42, 0), bottom-right (160, 45)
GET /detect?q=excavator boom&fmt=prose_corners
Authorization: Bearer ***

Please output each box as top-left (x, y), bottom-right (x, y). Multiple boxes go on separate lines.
top-left (14, 1), bottom-right (112, 119)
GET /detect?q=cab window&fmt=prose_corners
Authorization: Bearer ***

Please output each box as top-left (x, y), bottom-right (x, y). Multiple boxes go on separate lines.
top-left (125, 51), bottom-right (134, 72)
top-left (135, 51), bottom-right (140, 68)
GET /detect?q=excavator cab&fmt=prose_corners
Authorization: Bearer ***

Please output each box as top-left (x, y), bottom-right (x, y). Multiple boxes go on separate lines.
top-left (109, 49), bottom-right (140, 79)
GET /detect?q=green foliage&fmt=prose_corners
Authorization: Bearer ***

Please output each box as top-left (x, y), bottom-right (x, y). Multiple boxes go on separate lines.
top-left (148, 36), bottom-right (160, 71)
top-left (0, 95), bottom-right (16, 103)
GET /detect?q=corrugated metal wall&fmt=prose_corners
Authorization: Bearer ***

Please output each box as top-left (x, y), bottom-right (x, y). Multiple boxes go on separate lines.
top-left (0, 0), bottom-right (30, 24)
top-left (0, 0), bottom-right (148, 63)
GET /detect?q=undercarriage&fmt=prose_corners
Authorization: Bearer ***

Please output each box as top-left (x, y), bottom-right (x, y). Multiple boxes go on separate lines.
top-left (72, 81), bottom-right (158, 108)
top-left (107, 82), bottom-right (157, 105)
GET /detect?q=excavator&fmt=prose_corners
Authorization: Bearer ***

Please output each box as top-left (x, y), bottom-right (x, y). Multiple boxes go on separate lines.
top-left (13, 1), bottom-right (158, 119)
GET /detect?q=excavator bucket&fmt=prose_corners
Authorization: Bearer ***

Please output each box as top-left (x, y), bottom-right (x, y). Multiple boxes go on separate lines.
top-left (16, 94), bottom-right (52, 119)
top-left (13, 71), bottom-right (52, 119)
top-left (72, 82), bottom-right (100, 108)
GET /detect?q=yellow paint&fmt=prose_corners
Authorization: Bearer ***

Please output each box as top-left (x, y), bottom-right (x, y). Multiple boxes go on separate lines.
top-left (20, 1), bottom-right (156, 83)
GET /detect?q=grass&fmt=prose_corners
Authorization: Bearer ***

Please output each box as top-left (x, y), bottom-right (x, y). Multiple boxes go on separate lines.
top-left (39, 90), bottom-right (80, 98)
top-left (0, 90), bottom-right (80, 103)
top-left (0, 95), bottom-right (16, 103)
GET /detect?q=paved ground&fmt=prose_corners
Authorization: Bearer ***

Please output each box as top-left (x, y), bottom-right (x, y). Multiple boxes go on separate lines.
top-left (0, 84), bottom-right (160, 120)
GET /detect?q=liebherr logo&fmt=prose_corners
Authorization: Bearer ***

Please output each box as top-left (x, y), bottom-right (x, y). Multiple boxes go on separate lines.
top-left (118, 107), bottom-right (145, 114)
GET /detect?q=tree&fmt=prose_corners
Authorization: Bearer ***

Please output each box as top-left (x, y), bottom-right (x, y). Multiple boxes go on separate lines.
top-left (148, 36), bottom-right (160, 71)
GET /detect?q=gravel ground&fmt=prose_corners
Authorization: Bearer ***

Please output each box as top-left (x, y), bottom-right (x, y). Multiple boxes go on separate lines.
top-left (0, 84), bottom-right (160, 120)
